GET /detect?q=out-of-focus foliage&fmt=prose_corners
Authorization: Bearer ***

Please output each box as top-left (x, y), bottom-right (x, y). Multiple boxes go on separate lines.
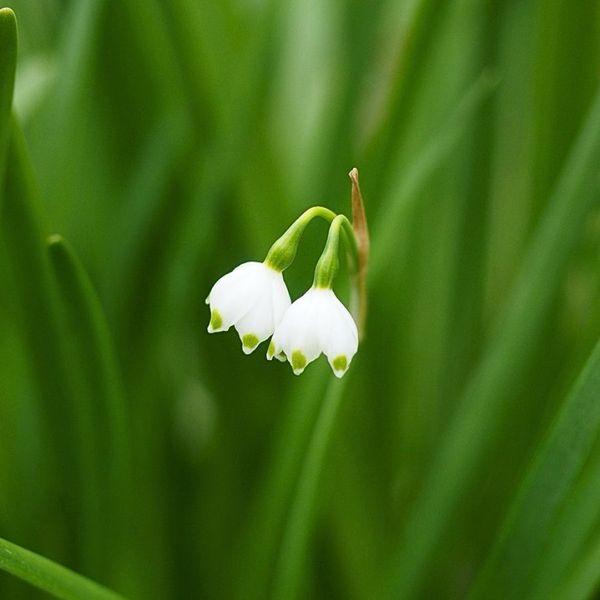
top-left (1, 0), bottom-right (600, 599)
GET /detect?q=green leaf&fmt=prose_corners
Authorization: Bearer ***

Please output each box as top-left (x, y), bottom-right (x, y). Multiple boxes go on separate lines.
top-left (1, 121), bottom-right (74, 519)
top-left (231, 368), bottom-right (329, 600)
top-left (46, 235), bottom-right (134, 591)
top-left (0, 7), bottom-right (16, 183)
top-left (363, 0), bottom-right (452, 198)
top-left (0, 536), bottom-right (125, 600)
top-left (369, 71), bottom-right (497, 282)
top-left (385, 82), bottom-right (600, 600)
top-left (469, 336), bottom-right (600, 599)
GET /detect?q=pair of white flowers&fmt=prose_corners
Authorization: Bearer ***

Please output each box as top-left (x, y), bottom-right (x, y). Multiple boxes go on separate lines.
top-left (206, 261), bottom-right (358, 378)
top-left (206, 207), bottom-right (362, 378)
top-left (206, 170), bottom-right (368, 378)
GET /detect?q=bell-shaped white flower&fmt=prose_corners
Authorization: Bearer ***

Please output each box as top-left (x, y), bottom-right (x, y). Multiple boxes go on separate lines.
top-left (206, 261), bottom-right (291, 354)
top-left (268, 287), bottom-right (358, 378)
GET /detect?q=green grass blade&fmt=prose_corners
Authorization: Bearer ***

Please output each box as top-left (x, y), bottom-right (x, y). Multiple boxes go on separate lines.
top-left (232, 368), bottom-right (329, 600)
top-left (46, 235), bottom-right (134, 591)
top-left (363, 0), bottom-right (451, 197)
top-left (269, 378), bottom-right (347, 600)
top-left (37, 0), bottom-right (103, 192)
top-left (469, 336), bottom-right (600, 599)
top-left (385, 82), bottom-right (600, 600)
top-left (0, 536), bottom-right (125, 600)
top-left (103, 110), bottom-right (191, 333)
top-left (370, 71), bottom-right (497, 282)
top-left (0, 7), bottom-right (16, 183)
top-left (121, 0), bottom-right (188, 113)
top-left (1, 120), bottom-right (74, 534)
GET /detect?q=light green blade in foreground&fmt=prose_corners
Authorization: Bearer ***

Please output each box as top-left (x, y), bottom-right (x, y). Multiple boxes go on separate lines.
top-left (0, 536), bottom-right (125, 600)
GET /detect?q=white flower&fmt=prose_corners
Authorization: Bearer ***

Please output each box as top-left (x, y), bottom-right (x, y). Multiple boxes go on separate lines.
top-left (206, 261), bottom-right (291, 354)
top-left (268, 287), bottom-right (358, 378)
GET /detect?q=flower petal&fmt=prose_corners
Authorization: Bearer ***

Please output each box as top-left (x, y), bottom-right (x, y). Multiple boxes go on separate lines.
top-left (272, 288), bottom-right (328, 374)
top-left (235, 284), bottom-right (277, 353)
top-left (206, 262), bottom-right (268, 332)
top-left (270, 271), bottom-right (292, 330)
top-left (324, 298), bottom-right (358, 377)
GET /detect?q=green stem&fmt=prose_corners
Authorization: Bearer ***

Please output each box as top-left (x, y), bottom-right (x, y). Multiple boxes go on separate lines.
top-left (265, 205), bottom-right (358, 279)
top-left (0, 536), bottom-right (125, 600)
top-left (313, 214), bottom-right (357, 288)
top-left (264, 206), bottom-right (337, 271)
top-left (298, 205), bottom-right (337, 222)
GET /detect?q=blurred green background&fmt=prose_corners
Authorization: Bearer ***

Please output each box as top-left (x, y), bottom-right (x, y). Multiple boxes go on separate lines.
top-left (2, 0), bottom-right (600, 598)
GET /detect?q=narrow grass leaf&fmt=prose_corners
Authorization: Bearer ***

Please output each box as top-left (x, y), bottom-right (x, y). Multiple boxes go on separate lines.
top-left (103, 110), bottom-right (191, 332)
top-left (0, 7), bottom-right (16, 187)
top-left (46, 235), bottom-right (134, 593)
top-left (232, 368), bottom-right (329, 600)
top-left (364, 0), bottom-right (451, 197)
top-left (39, 0), bottom-right (103, 198)
top-left (0, 536), bottom-right (125, 600)
top-left (370, 71), bottom-right (497, 282)
top-left (270, 378), bottom-right (347, 600)
top-left (121, 0), bottom-right (188, 113)
top-left (1, 121), bottom-right (74, 531)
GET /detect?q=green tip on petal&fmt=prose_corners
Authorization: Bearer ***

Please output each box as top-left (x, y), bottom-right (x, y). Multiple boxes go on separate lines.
top-left (291, 350), bottom-right (307, 375)
top-left (242, 333), bottom-right (259, 354)
top-left (267, 341), bottom-right (287, 363)
top-left (209, 309), bottom-right (223, 332)
top-left (332, 355), bottom-right (348, 373)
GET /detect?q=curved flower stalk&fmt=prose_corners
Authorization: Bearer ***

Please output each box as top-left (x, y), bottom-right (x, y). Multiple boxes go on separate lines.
top-left (268, 215), bottom-right (359, 377)
top-left (206, 168), bottom-right (368, 375)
